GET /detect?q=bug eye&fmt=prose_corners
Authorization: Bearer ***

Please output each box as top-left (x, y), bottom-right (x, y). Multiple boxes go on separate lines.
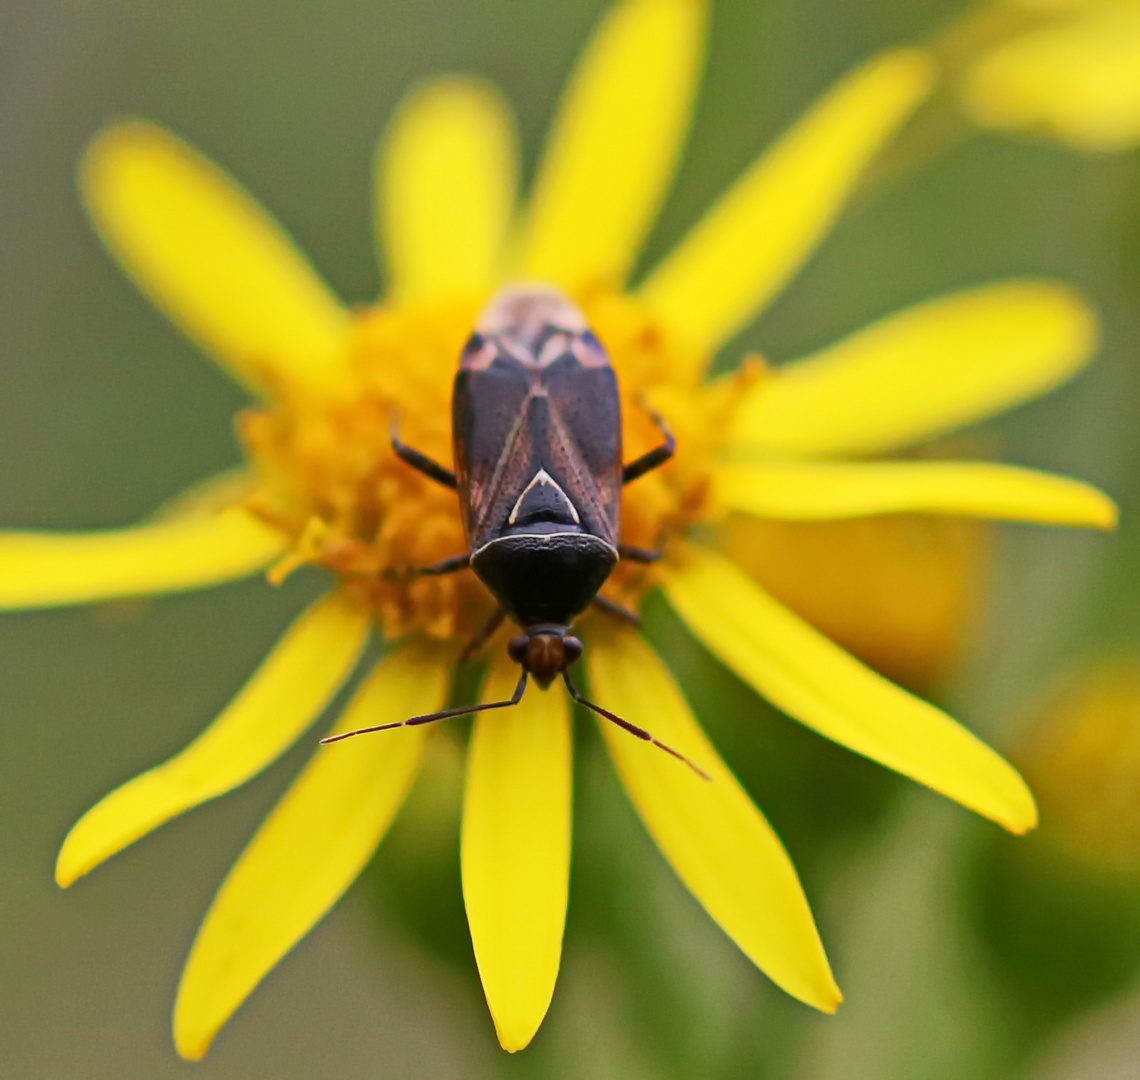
top-left (561, 637), bottom-right (583, 665)
top-left (508, 635), bottom-right (530, 665)
top-left (463, 332), bottom-right (486, 353)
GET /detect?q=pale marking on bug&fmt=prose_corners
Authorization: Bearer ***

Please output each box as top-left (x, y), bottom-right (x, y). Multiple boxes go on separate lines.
top-left (507, 468), bottom-right (580, 526)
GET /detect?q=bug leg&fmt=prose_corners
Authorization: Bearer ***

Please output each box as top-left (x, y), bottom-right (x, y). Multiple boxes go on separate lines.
top-left (322, 671), bottom-right (529, 743)
top-left (417, 552), bottom-right (472, 576)
top-left (592, 594), bottom-right (641, 627)
top-left (384, 552), bottom-right (471, 580)
top-left (459, 606), bottom-right (507, 661)
top-left (622, 405), bottom-right (675, 485)
top-left (391, 422), bottom-right (457, 490)
top-left (618, 543), bottom-right (663, 564)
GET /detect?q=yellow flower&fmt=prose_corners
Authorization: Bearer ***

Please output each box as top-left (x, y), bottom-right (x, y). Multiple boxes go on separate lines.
top-left (1016, 660), bottom-right (1140, 870)
top-left (0, 0), bottom-right (1116, 1060)
top-left (957, 0), bottom-right (1140, 150)
top-left (720, 512), bottom-right (991, 692)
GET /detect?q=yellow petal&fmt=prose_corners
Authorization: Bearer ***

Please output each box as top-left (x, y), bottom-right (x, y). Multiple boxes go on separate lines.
top-left (56, 591), bottom-right (369, 887)
top-left (729, 281), bottom-right (1098, 456)
top-left (82, 122), bottom-right (350, 393)
top-left (0, 506), bottom-right (286, 610)
top-left (588, 627), bottom-right (840, 1011)
top-left (717, 460), bottom-right (1117, 528)
top-left (718, 513), bottom-right (988, 693)
top-left (999, 0), bottom-right (1106, 10)
top-left (639, 50), bottom-right (933, 356)
top-left (150, 469), bottom-right (257, 522)
top-left (519, 0), bottom-right (707, 289)
top-left (378, 78), bottom-right (518, 302)
top-left (961, 2), bottom-right (1140, 151)
top-left (663, 545), bottom-right (1038, 832)
top-left (461, 654), bottom-right (572, 1052)
top-left (173, 645), bottom-right (446, 1060)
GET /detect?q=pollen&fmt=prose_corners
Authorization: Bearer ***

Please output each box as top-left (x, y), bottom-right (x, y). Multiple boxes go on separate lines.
top-left (238, 285), bottom-right (759, 641)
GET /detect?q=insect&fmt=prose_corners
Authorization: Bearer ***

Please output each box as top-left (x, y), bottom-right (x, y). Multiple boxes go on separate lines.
top-left (323, 285), bottom-right (706, 778)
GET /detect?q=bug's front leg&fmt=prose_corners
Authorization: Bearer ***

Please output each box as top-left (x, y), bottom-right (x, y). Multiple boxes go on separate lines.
top-left (384, 552), bottom-right (471, 582)
top-left (459, 606), bottom-right (507, 661)
top-left (415, 552), bottom-right (471, 575)
top-left (617, 543), bottom-right (663, 564)
top-left (592, 593), bottom-right (642, 627)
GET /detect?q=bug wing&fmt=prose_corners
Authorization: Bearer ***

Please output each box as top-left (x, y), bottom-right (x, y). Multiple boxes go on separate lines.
top-left (453, 357), bottom-right (623, 548)
top-left (452, 361), bottom-right (535, 545)
top-left (540, 359), bottom-right (622, 542)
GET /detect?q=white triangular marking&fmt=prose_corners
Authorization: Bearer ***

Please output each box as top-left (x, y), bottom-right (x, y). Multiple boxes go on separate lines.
top-left (508, 468), bottom-right (580, 525)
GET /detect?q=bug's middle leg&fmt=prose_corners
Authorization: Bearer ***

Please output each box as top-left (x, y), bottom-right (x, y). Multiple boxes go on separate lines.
top-left (391, 424), bottom-right (457, 490)
top-left (622, 406), bottom-right (675, 485)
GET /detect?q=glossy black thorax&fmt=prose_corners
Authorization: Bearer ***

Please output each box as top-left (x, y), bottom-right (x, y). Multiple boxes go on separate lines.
top-left (452, 287), bottom-right (622, 629)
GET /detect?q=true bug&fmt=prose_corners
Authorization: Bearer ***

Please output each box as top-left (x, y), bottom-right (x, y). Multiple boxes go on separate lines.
top-left (324, 286), bottom-right (706, 778)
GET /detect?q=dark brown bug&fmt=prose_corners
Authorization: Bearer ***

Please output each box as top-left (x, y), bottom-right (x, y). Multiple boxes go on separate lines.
top-left (323, 286), bottom-right (705, 778)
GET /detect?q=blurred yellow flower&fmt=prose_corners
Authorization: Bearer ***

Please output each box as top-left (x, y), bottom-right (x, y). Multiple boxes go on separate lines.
top-left (720, 512), bottom-right (990, 692)
top-left (0, 0), bottom-right (1118, 1060)
top-left (1017, 660), bottom-right (1140, 869)
top-left (958, 0), bottom-right (1140, 150)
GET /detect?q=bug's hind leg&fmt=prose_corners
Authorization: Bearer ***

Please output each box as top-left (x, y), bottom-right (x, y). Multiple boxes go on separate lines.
top-left (460, 607), bottom-right (507, 662)
top-left (391, 422), bottom-right (457, 490)
top-left (592, 594), bottom-right (642, 628)
top-left (622, 406), bottom-right (675, 485)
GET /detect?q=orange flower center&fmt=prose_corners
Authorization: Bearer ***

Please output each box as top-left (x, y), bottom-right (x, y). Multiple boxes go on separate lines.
top-left (240, 285), bottom-right (759, 642)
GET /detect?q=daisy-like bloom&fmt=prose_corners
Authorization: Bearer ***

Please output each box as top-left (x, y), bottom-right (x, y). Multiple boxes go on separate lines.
top-left (719, 512), bottom-right (991, 691)
top-left (956, 0), bottom-right (1140, 150)
top-left (1, 0), bottom-right (1118, 1059)
top-left (1016, 660), bottom-right (1140, 870)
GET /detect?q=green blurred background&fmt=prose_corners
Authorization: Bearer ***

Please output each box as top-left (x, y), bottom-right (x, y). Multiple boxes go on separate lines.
top-left (3, 1), bottom-right (1140, 1077)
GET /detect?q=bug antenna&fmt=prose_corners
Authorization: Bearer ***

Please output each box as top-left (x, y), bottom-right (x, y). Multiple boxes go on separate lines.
top-left (321, 670), bottom-right (529, 744)
top-left (562, 673), bottom-right (710, 781)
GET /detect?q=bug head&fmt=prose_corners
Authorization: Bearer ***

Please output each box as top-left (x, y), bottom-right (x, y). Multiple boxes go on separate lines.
top-left (508, 625), bottom-right (583, 689)
top-left (323, 621), bottom-right (708, 781)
